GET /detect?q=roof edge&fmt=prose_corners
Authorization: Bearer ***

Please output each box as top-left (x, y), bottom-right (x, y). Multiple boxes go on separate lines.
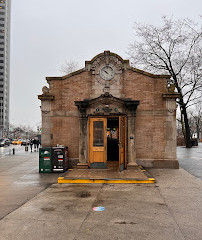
top-left (129, 67), bottom-right (171, 79)
top-left (46, 68), bottom-right (86, 81)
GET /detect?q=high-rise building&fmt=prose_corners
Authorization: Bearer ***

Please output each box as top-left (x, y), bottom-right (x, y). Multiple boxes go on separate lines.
top-left (0, 0), bottom-right (10, 138)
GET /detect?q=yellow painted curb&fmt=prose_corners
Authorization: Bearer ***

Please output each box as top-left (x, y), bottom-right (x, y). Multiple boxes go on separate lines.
top-left (58, 177), bottom-right (155, 184)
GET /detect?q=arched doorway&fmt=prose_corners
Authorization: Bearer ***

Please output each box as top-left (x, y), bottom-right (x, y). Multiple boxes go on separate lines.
top-left (88, 115), bottom-right (126, 171)
top-left (75, 92), bottom-right (139, 171)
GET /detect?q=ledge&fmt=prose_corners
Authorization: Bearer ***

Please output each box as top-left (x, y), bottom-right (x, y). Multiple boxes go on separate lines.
top-left (162, 93), bottom-right (181, 99)
top-left (38, 95), bottom-right (54, 100)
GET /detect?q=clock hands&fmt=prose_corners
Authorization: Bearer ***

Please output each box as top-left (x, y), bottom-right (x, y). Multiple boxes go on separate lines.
top-left (100, 66), bottom-right (114, 80)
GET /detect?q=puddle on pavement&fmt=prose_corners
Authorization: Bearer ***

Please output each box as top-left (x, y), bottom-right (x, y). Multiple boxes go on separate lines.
top-left (77, 191), bottom-right (91, 198)
top-left (41, 207), bottom-right (55, 211)
top-left (115, 221), bottom-right (137, 225)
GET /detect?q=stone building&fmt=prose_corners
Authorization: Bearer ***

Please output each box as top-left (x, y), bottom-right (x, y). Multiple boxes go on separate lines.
top-left (38, 51), bottom-right (179, 170)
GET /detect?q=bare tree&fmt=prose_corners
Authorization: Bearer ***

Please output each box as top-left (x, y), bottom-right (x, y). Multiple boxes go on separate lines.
top-left (59, 60), bottom-right (81, 75)
top-left (128, 16), bottom-right (202, 148)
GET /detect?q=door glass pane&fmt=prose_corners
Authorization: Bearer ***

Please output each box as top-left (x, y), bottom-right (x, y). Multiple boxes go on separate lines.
top-left (93, 121), bottom-right (104, 146)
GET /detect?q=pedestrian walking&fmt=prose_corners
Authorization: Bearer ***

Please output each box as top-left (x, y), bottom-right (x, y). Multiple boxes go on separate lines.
top-left (33, 139), bottom-right (37, 152)
top-left (36, 139), bottom-right (40, 152)
top-left (30, 139), bottom-right (33, 152)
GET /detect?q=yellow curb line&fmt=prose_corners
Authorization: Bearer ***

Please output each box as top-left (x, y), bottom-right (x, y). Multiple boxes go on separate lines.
top-left (58, 177), bottom-right (155, 184)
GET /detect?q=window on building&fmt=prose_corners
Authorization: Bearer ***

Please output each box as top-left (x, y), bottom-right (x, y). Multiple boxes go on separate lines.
top-left (0, 73), bottom-right (3, 75)
top-left (0, 48), bottom-right (4, 51)
top-left (0, 12), bottom-right (5, 15)
top-left (0, 36), bottom-right (4, 39)
top-left (0, 60), bottom-right (4, 63)
top-left (0, 54), bottom-right (3, 57)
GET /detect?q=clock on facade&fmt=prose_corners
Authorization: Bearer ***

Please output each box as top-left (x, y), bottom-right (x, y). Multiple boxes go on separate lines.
top-left (100, 65), bottom-right (115, 80)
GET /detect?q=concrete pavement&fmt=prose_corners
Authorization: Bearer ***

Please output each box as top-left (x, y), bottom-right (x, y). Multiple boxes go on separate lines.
top-left (0, 168), bottom-right (201, 240)
top-left (0, 146), bottom-right (65, 219)
top-left (177, 142), bottom-right (202, 179)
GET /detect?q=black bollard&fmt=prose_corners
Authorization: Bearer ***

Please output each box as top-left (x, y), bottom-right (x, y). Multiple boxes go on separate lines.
top-left (12, 148), bottom-right (15, 155)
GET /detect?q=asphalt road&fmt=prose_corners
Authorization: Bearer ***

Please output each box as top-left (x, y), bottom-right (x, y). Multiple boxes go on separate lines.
top-left (177, 142), bottom-right (202, 180)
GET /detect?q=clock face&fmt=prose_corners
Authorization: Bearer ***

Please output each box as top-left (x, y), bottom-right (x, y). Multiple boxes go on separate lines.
top-left (100, 65), bottom-right (115, 80)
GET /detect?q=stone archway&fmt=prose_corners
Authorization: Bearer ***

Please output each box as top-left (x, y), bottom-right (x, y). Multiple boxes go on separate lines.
top-left (75, 92), bottom-right (140, 169)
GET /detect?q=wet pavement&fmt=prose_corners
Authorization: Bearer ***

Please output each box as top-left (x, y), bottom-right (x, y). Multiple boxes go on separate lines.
top-left (0, 145), bottom-right (65, 219)
top-left (0, 143), bottom-right (201, 239)
top-left (0, 168), bottom-right (201, 240)
top-left (177, 142), bottom-right (202, 180)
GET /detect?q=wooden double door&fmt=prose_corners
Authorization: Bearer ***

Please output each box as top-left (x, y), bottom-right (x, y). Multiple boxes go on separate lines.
top-left (89, 116), bottom-right (127, 171)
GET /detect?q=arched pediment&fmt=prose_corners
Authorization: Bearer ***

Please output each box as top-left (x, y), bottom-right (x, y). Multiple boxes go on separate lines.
top-left (75, 92), bottom-right (140, 116)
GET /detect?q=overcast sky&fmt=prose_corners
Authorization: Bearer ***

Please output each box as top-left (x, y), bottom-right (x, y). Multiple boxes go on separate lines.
top-left (10, 0), bottom-right (201, 130)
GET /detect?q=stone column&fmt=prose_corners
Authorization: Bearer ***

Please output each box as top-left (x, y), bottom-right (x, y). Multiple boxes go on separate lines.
top-left (127, 114), bottom-right (138, 169)
top-left (77, 115), bottom-right (88, 168)
top-left (161, 93), bottom-right (180, 169)
top-left (75, 101), bottom-right (89, 169)
top-left (125, 101), bottom-right (140, 169)
top-left (38, 95), bottom-right (54, 147)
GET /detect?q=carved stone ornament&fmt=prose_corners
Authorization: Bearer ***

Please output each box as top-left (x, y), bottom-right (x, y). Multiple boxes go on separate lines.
top-left (89, 52), bottom-right (125, 86)
top-left (42, 86), bottom-right (50, 95)
top-left (167, 79), bottom-right (175, 93)
top-left (75, 92), bottom-right (140, 117)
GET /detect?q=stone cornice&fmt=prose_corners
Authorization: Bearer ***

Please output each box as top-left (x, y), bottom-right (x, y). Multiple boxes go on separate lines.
top-left (75, 92), bottom-right (140, 116)
top-left (38, 95), bottom-right (54, 100)
top-left (129, 67), bottom-right (171, 79)
top-left (162, 93), bottom-right (181, 99)
top-left (85, 51), bottom-right (129, 66)
top-left (46, 68), bottom-right (86, 82)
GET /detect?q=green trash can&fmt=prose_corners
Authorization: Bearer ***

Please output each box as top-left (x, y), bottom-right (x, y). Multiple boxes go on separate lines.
top-left (39, 147), bottom-right (52, 173)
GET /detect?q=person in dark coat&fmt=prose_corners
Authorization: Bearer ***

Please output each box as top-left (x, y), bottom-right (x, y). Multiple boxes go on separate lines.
top-left (36, 139), bottom-right (40, 151)
top-left (29, 139), bottom-right (33, 152)
top-left (33, 139), bottom-right (37, 152)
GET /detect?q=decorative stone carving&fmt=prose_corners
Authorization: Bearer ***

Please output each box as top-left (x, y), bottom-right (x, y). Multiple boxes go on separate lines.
top-left (167, 79), bottom-right (175, 93)
top-left (42, 86), bottom-right (50, 95)
top-left (166, 99), bottom-right (177, 113)
top-left (87, 51), bottom-right (125, 86)
top-left (75, 93), bottom-right (140, 117)
top-left (41, 100), bottom-right (51, 114)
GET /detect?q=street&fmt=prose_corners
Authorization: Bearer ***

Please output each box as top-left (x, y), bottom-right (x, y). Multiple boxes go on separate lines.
top-left (177, 142), bottom-right (202, 180)
top-left (0, 144), bottom-right (26, 157)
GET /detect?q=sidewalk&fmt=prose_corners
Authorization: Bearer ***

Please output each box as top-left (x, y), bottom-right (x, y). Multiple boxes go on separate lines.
top-left (0, 168), bottom-right (201, 240)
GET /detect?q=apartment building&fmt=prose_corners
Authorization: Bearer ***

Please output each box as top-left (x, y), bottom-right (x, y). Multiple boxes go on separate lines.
top-left (0, 0), bottom-right (11, 138)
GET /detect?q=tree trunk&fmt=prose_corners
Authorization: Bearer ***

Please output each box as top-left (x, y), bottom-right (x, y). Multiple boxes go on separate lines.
top-left (180, 109), bottom-right (186, 139)
top-left (181, 105), bottom-right (192, 148)
top-left (171, 74), bottom-right (192, 148)
top-left (196, 122), bottom-right (200, 143)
